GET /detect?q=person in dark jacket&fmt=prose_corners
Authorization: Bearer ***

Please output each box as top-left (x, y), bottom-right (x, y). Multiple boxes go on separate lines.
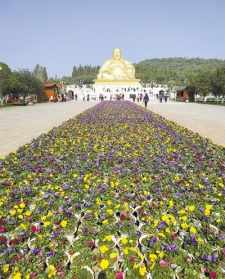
top-left (143, 93), bottom-right (149, 108)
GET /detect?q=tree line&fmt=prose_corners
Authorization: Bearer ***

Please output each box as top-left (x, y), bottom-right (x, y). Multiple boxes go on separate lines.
top-left (0, 63), bottom-right (48, 102)
top-left (135, 58), bottom-right (225, 97)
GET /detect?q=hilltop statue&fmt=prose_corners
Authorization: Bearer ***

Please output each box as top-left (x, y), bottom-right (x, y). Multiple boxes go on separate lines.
top-left (96, 48), bottom-right (137, 81)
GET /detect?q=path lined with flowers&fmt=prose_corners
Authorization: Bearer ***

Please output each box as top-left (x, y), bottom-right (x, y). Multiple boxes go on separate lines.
top-left (0, 101), bottom-right (224, 278)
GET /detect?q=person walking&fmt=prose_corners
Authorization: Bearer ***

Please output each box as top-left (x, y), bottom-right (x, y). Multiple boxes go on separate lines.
top-left (143, 93), bottom-right (149, 109)
top-left (164, 94), bottom-right (168, 103)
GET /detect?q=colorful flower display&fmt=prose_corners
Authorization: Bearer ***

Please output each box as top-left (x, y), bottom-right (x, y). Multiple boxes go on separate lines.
top-left (0, 101), bottom-right (224, 278)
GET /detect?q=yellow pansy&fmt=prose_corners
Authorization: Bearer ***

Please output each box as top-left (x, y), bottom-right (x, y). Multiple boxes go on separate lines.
top-left (13, 271), bottom-right (22, 279)
top-left (25, 210), bottom-right (32, 217)
top-left (190, 226), bottom-right (197, 234)
top-left (10, 209), bottom-right (17, 216)
top-left (204, 204), bottom-right (213, 217)
top-left (19, 202), bottom-right (25, 209)
top-left (197, 237), bottom-right (204, 244)
top-left (149, 253), bottom-right (157, 262)
top-left (107, 200), bottom-right (112, 206)
top-left (41, 216), bottom-right (47, 222)
top-left (103, 235), bottom-right (113, 241)
top-left (102, 219), bottom-right (108, 225)
top-left (204, 208), bottom-right (211, 217)
top-left (43, 221), bottom-right (51, 227)
top-left (156, 250), bottom-right (165, 259)
top-left (158, 232), bottom-right (166, 238)
top-left (178, 209), bottom-right (186, 215)
top-left (2, 264), bottom-right (9, 273)
top-left (205, 204), bottom-right (213, 210)
top-left (60, 220), bottom-right (67, 228)
top-left (165, 228), bottom-right (171, 234)
top-left (168, 214), bottom-right (176, 225)
top-left (153, 219), bottom-right (159, 228)
top-left (106, 209), bottom-right (113, 216)
top-left (161, 214), bottom-right (170, 225)
top-left (120, 236), bottom-right (128, 245)
top-left (123, 247), bottom-right (129, 255)
top-left (181, 223), bottom-right (189, 230)
top-left (180, 215), bottom-right (188, 222)
top-left (123, 202), bottom-right (129, 211)
top-left (47, 211), bottom-right (53, 217)
top-left (99, 245), bottom-right (109, 254)
top-left (100, 259), bottom-right (109, 270)
top-left (139, 265), bottom-right (147, 276)
top-left (20, 223), bottom-right (28, 230)
top-left (168, 200), bottom-right (174, 208)
top-left (96, 197), bottom-right (101, 206)
top-left (187, 205), bottom-right (195, 212)
top-left (47, 265), bottom-right (56, 278)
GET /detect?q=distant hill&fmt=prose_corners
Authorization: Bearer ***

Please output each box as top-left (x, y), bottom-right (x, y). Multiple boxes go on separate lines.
top-left (135, 57), bottom-right (225, 84)
top-left (138, 57), bottom-right (225, 69)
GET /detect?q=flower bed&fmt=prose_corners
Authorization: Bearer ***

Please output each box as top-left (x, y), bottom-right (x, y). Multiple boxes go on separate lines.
top-left (0, 101), bottom-right (224, 278)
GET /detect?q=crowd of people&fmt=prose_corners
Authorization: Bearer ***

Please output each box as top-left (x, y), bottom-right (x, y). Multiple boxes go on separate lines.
top-left (51, 90), bottom-right (170, 110)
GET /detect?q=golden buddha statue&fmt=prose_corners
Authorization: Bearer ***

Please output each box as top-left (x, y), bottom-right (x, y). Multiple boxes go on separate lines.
top-left (96, 48), bottom-right (138, 81)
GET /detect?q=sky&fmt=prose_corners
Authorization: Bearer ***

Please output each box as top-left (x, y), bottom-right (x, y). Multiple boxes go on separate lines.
top-left (0, 0), bottom-right (225, 77)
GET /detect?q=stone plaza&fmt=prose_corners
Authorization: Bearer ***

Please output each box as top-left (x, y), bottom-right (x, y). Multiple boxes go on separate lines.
top-left (0, 101), bottom-right (96, 157)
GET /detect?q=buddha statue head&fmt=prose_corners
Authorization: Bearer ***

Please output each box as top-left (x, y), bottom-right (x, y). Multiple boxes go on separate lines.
top-left (112, 48), bottom-right (122, 61)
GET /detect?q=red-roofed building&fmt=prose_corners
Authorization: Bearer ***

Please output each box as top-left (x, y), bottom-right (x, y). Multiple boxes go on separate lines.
top-left (44, 82), bottom-right (60, 101)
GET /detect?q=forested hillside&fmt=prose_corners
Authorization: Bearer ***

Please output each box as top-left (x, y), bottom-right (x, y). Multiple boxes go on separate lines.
top-left (135, 57), bottom-right (225, 84)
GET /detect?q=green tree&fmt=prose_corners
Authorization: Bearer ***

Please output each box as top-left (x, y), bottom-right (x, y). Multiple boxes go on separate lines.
top-left (2, 70), bottom-right (44, 101)
top-left (211, 67), bottom-right (225, 98)
top-left (0, 62), bottom-right (11, 98)
top-left (1, 73), bottom-right (24, 97)
top-left (33, 64), bottom-right (48, 82)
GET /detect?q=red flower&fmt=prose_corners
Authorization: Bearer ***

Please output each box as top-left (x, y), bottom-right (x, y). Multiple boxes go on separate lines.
top-left (0, 226), bottom-right (6, 233)
top-left (30, 273), bottom-right (38, 279)
top-left (159, 260), bottom-right (169, 268)
top-left (9, 238), bottom-right (20, 246)
top-left (209, 271), bottom-right (217, 279)
top-left (31, 225), bottom-right (40, 233)
top-left (129, 255), bottom-right (137, 264)
top-left (86, 240), bottom-right (96, 250)
top-left (120, 211), bottom-right (128, 221)
top-left (171, 232), bottom-right (177, 240)
top-left (116, 271), bottom-right (124, 279)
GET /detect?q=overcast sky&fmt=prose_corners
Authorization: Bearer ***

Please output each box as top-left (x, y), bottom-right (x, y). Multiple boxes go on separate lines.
top-left (0, 0), bottom-right (225, 77)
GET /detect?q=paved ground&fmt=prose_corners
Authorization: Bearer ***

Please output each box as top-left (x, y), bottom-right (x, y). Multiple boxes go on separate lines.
top-left (0, 101), bottom-right (96, 157)
top-left (144, 101), bottom-right (225, 146)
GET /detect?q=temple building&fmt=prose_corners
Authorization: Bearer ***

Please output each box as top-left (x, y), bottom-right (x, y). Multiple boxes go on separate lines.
top-left (94, 48), bottom-right (142, 97)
